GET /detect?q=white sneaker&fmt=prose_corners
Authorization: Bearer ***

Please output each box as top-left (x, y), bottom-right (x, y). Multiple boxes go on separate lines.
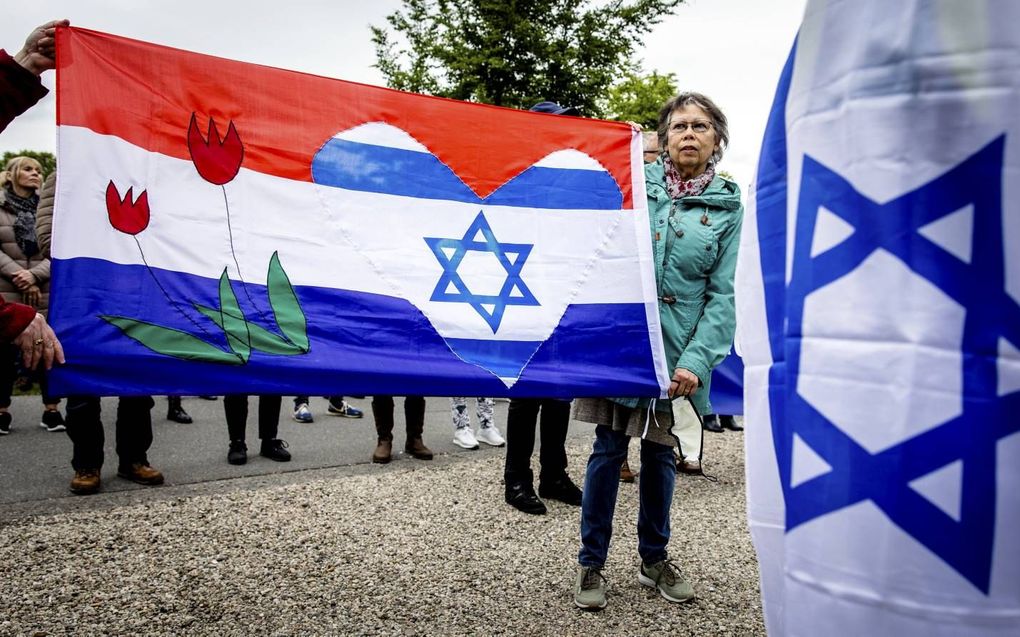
top-left (292, 403), bottom-right (314, 423)
top-left (476, 425), bottom-right (505, 447)
top-left (453, 427), bottom-right (479, 450)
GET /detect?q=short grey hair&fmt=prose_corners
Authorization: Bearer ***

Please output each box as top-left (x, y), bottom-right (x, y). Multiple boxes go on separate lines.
top-left (656, 92), bottom-right (729, 165)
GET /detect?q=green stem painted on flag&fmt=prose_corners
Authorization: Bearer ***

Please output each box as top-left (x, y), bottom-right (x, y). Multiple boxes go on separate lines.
top-left (101, 254), bottom-right (309, 365)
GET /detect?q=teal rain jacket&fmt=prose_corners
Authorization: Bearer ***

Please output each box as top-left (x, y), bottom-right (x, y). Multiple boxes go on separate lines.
top-left (617, 159), bottom-right (743, 417)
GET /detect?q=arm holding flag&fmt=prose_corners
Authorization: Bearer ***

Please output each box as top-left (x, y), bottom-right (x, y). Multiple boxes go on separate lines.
top-left (0, 20), bottom-right (68, 132)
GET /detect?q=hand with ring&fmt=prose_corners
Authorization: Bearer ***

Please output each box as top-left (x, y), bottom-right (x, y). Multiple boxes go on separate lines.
top-left (668, 367), bottom-right (699, 398)
top-left (13, 314), bottom-right (65, 370)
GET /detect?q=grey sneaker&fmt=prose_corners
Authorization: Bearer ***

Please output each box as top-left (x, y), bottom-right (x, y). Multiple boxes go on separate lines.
top-left (638, 559), bottom-right (695, 603)
top-left (573, 565), bottom-right (607, 610)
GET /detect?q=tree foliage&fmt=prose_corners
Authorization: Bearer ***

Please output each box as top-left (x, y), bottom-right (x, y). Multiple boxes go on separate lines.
top-left (372, 0), bottom-right (683, 117)
top-left (604, 70), bottom-right (678, 128)
top-left (1, 150), bottom-right (56, 178)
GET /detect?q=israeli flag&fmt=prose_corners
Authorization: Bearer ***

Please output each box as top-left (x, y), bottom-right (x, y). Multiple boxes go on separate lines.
top-left (738, 1), bottom-right (1020, 634)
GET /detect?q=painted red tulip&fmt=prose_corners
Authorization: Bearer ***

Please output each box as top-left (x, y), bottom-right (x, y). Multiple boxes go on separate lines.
top-left (188, 113), bottom-right (244, 185)
top-left (105, 181), bottom-right (150, 235)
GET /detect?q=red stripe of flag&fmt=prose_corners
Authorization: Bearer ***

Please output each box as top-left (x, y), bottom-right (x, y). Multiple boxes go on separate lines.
top-left (56, 27), bottom-right (635, 207)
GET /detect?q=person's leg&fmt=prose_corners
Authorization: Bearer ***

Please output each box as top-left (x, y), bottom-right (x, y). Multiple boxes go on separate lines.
top-left (258, 395), bottom-right (289, 461)
top-left (474, 397), bottom-right (504, 447)
top-left (115, 396), bottom-right (155, 467)
top-left (451, 397), bottom-right (469, 429)
top-left (403, 395), bottom-right (432, 460)
top-left (115, 396), bottom-right (163, 485)
top-left (224, 395), bottom-right (250, 465)
top-left (65, 396), bottom-right (103, 471)
top-left (636, 437), bottom-right (694, 603)
top-left (257, 395), bottom-right (283, 440)
top-left (371, 396), bottom-right (395, 463)
top-left (166, 395), bottom-right (192, 424)
top-left (476, 397), bottom-right (494, 429)
top-left (636, 437), bottom-right (676, 565)
top-left (537, 398), bottom-right (571, 483)
top-left (504, 398), bottom-right (540, 485)
top-left (578, 425), bottom-right (630, 567)
top-left (451, 396), bottom-right (479, 449)
top-left (223, 395), bottom-right (249, 442)
top-left (64, 396), bottom-right (104, 494)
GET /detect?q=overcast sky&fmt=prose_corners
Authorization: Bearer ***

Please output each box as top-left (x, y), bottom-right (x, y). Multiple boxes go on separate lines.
top-left (1, 0), bottom-right (806, 189)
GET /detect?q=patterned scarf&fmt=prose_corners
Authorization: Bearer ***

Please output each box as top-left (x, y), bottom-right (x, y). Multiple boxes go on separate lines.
top-left (663, 154), bottom-right (715, 200)
top-left (3, 185), bottom-right (39, 257)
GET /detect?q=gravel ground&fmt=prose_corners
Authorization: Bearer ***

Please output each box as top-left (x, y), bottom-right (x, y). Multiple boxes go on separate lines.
top-left (0, 430), bottom-right (762, 636)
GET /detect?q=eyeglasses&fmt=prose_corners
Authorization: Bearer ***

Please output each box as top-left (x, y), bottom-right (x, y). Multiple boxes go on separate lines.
top-left (669, 120), bottom-right (713, 134)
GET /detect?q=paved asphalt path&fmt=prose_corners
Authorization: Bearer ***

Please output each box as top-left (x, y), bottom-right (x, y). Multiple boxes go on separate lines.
top-left (0, 395), bottom-right (597, 518)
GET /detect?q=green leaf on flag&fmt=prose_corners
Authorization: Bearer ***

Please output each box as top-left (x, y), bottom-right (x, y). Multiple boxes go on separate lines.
top-left (267, 251), bottom-right (309, 352)
top-left (101, 316), bottom-right (244, 365)
top-left (218, 268), bottom-right (251, 363)
top-left (194, 304), bottom-right (304, 356)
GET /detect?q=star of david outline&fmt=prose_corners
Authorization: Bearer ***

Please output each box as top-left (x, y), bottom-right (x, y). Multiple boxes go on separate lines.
top-left (424, 210), bottom-right (539, 333)
top-left (761, 134), bottom-right (1020, 595)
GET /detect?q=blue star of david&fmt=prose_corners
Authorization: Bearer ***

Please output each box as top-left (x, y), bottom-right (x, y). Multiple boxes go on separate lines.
top-left (759, 135), bottom-right (1020, 595)
top-left (424, 211), bottom-right (539, 332)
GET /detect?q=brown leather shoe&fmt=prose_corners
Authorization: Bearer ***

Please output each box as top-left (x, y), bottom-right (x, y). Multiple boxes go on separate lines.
top-left (678, 458), bottom-right (703, 475)
top-left (70, 469), bottom-right (101, 495)
top-left (404, 437), bottom-right (434, 460)
top-left (620, 459), bottom-right (638, 483)
top-left (117, 463), bottom-right (165, 486)
top-left (372, 439), bottom-right (393, 464)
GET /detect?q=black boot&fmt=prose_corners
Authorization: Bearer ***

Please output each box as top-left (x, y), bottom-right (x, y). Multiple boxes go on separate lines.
top-left (166, 396), bottom-right (193, 424)
top-left (720, 415), bottom-right (743, 431)
top-left (702, 414), bottom-right (724, 433)
top-left (505, 481), bottom-right (547, 515)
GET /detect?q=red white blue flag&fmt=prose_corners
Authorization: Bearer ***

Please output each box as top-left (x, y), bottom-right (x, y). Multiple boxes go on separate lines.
top-left (48, 27), bottom-right (668, 397)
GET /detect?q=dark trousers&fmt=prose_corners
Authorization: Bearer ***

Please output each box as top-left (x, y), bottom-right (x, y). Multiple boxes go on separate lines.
top-left (503, 398), bottom-right (570, 485)
top-left (372, 395), bottom-right (425, 441)
top-left (578, 425), bottom-right (675, 568)
top-left (0, 344), bottom-right (58, 407)
top-left (224, 395), bottom-right (281, 442)
top-left (64, 396), bottom-right (155, 471)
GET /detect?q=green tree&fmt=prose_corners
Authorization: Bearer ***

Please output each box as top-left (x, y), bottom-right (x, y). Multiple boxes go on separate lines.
top-left (604, 70), bottom-right (678, 128)
top-left (1, 150), bottom-right (56, 178)
top-left (372, 0), bottom-right (684, 117)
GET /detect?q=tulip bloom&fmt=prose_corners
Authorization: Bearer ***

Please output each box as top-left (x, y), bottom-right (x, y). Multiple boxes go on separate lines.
top-left (105, 181), bottom-right (150, 235)
top-left (187, 113), bottom-right (244, 185)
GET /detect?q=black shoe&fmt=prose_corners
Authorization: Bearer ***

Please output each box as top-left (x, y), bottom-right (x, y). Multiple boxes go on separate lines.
top-left (505, 482), bottom-right (547, 515)
top-left (227, 440), bottom-right (248, 465)
top-left (40, 410), bottom-right (66, 432)
top-left (166, 405), bottom-right (193, 424)
top-left (261, 438), bottom-right (292, 462)
top-left (702, 414), bottom-right (724, 433)
top-left (0, 412), bottom-right (11, 435)
top-left (720, 415), bottom-right (743, 431)
top-left (538, 475), bottom-right (583, 506)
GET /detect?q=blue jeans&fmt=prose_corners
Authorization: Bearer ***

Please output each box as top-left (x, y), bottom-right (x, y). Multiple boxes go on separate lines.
top-left (578, 425), bottom-right (676, 567)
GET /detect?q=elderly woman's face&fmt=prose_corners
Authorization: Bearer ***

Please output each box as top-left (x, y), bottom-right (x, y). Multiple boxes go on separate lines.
top-left (666, 104), bottom-right (718, 178)
top-left (15, 162), bottom-right (43, 193)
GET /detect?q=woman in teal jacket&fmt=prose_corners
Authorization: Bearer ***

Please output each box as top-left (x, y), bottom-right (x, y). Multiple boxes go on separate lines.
top-left (572, 92), bottom-right (742, 610)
